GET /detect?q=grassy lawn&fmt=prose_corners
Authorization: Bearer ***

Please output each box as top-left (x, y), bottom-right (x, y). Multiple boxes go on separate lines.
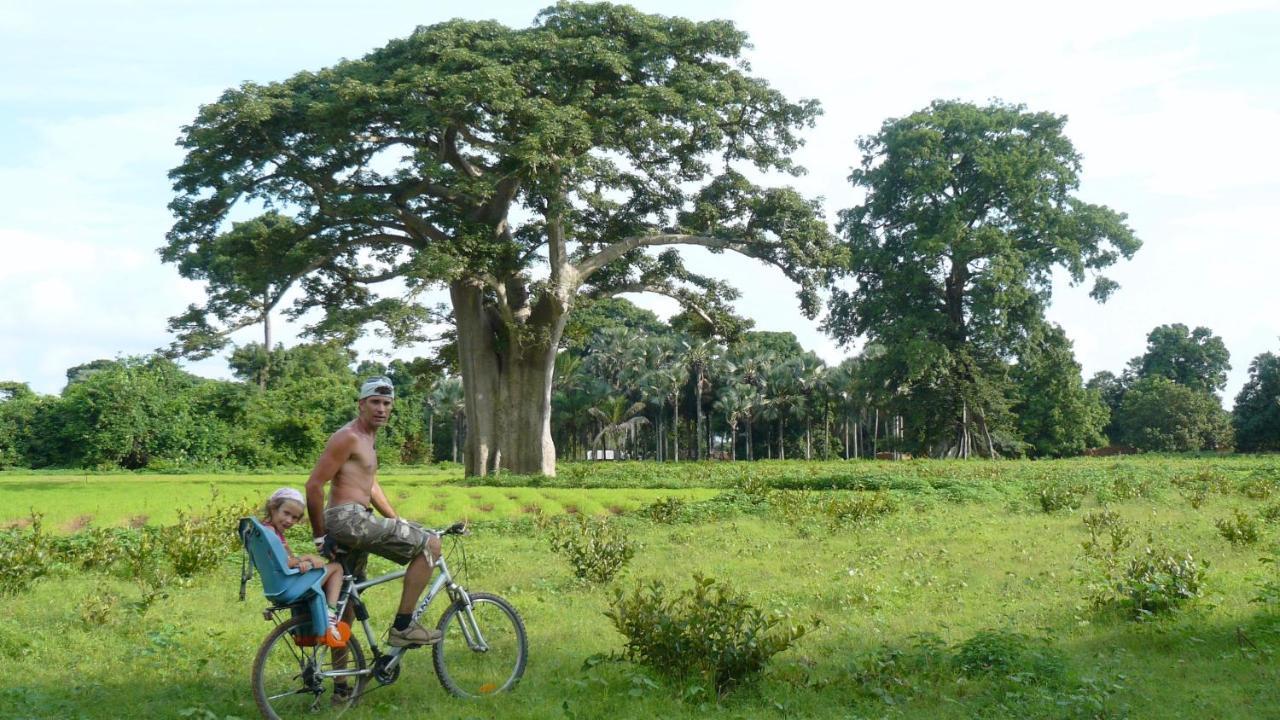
top-left (4, 457), bottom-right (1280, 718)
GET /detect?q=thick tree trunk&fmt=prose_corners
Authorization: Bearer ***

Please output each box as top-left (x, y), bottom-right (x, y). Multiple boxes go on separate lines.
top-left (451, 280), bottom-right (565, 477)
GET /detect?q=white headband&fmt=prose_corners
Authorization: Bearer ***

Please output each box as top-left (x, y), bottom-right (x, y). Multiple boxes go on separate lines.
top-left (270, 487), bottom-right (304, 506)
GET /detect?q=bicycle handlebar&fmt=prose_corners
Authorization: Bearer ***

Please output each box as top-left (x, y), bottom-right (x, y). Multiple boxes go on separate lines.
top-left (438, 521), bottom-right (469, 536)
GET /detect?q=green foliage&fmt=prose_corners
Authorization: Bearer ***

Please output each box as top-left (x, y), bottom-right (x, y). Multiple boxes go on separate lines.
top-left (952, 629), bottom-right (1066, 684)
top-left (818, 492), bottom-right (897, 529)
top-left (1081, 508), bottom-right (1132, 561)
top-left (162, 493), bottom-right (254, 577)
top-left (1116, 547), bottom-right (1207, 620)
top-left (605, 574), bottom-right (806, 697)
top-left (641, 496), bottom-right (687, 524)
top-left (1012, 326), bottom-right (1110, 458)
top-left (1038, 483), bottom-right (1086, 513)
top-left (1114, 376), bottom-right (1233, 452)
top-left (1215, 509), bottom-right (1262, 546)
top-left (1238, 474), bottom-right (1277, 500)
top-left (1130, 323), bottom-right (1231, 395)
top-left (1252, 552), bottom-right (1280, 608)
top-left (1233, 351), bottom-right (1280, 452)
top-left (828, 99), bottom-right (1139, 456)
top-left (547, 514), bottom-right (635, 584)
top-left (0, 513), bottom-right (50, 596)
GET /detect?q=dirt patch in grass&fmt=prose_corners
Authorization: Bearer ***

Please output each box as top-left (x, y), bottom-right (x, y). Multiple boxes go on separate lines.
top-left (477, 503), bottom-right (495, 513)
top-left (432, 502), bottom-right (447, 513)
top-left (397, 490), bottom-right (410, 500)
top-left (563, 504), bottom-right (579, 515)
top-left (63, 514), bottom-right (94, 532)
top-left (1, 517), bottom-right (33, 531)
top-left (521, 504), bottom-right (542, 515)
top-left (607, 505), bottom-right (625, 515)
top-left (127, 514), bottom-right (149, 529)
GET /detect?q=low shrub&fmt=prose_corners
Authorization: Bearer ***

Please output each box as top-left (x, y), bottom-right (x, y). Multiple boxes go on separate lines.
top-left (1116, 547), bottom-right (1207, 620)
top-left (1239, 476), bottom-right (1277, 501)
top-left (162, 494), bottom-right (252, 577)
top-left (847, 633), bottom-right (950, 703)
top-left (1261, 503), bottom-right (1280, 524)
top-left (1081, 508), bottom-right (1131, 561)
top-left (606, 574), bottom-right (806, 697)
top-left (1215, 509), bottom-right (1262, 546)
top-left (642, 496), bottom-right (686, 524)
top-left (953, 629), bottom-right (1066, 684)
top-left (821, 492), bottom-right (897, 529)
top-left (1038, 484), bottom-right (1086, 513)
top-left (0, 513), bottom-right (51, 596)
top-left (1181, 484), bottom-right (1210, 510)
top-left (548, 514), bottom-right (635, 583)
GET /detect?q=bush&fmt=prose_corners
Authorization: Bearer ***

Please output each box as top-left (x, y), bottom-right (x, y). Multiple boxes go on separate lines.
top-left (547, 514), bottom-right (635, 583)
top-left (163, 494), bottom-right (253, 577)
top-left (847, 633), bottom-right (950, 703)
top-left (1038, 484), bottom-right (1085, 513)
top-left (1215, 509), bottom-right (1262, 546)
top-left (820, 492), bottom-right (897, 529)
top-left (1081, 509), bottom-right (1131, 561)
top-left (1239, 475), bottom-right (1278, 501)
top-left (1116, 547), bottom-right (1207, 620)
top-left (0, 513), bottom-right (51, 596)
top-left (606, 575), bottom-right (806, 697)
top-left (953, 629), bottom-right (1065, 684)
top-left (642, 496), bottom-right (686, 524)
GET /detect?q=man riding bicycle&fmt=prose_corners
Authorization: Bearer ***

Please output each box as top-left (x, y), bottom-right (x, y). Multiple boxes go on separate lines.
top-left (305, 376), bottom-right (443, 647)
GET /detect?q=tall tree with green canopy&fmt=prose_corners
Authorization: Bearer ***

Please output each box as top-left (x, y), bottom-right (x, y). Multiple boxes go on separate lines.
top-left (825, 99), bottom-right (1140, 455)
top-left (1233, 350), bottom-right (1280, 452)
top-left (1129, 323), bottom-right (1230, 396)
top-left (1011, 325), bottom-right (1108, 457)
top-left (162, 2), bottom-right (838, 476)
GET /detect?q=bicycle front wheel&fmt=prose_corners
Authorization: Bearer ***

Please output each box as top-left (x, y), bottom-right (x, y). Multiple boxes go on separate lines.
top-left (432, 592), bottom-right (528, 698)
top-left (252, 614), bottom-right (369, 720)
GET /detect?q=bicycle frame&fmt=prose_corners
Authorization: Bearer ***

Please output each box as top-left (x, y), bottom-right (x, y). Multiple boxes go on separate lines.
top-left (318, 549), bottom-right (493, 682)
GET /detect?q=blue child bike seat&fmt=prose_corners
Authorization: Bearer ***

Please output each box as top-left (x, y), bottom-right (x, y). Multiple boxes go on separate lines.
top-left (238, 517), bottom-right (329, 637)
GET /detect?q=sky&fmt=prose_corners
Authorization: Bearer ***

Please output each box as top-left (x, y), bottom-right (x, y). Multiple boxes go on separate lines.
top-left (1, 0), bottom-right (1277, 406)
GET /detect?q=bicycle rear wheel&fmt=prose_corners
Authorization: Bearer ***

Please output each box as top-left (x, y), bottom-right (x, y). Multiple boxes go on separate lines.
top-left (252, 614), bottom-right (368, 720)
top-left (432, 592), bottom-right (527, 698)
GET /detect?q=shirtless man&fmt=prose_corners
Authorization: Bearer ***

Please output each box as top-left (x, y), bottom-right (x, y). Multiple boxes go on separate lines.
top-left (305, 376), bottom-right (443, 647)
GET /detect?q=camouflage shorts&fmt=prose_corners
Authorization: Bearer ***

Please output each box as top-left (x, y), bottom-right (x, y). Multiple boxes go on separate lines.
top-left (324, 503), bottom-right (435, 578)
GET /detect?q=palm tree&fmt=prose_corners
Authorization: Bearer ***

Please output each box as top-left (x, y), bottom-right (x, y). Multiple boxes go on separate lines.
top-left (683, 338), bottom-right (724, 461)
top-left (643, 337), bottom-right (691, 462)
top-left (588, 396), bottom-right (649, 461)
top-left (714, 383), bottom-right (759, 461)
top-left (428, 376), bottom-right (466, 463)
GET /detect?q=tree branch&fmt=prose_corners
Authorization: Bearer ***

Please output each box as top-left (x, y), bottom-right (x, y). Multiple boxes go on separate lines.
top-left (574, 234), bottom-right (761, 282)
top-left (592, 282), bottom-right (716, 326)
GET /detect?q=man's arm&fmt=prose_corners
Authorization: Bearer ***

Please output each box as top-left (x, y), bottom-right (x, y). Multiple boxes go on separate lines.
top-left (305, 430), bottom-right (356, 538)
top-left (370, 479), bottom-right (396, 519)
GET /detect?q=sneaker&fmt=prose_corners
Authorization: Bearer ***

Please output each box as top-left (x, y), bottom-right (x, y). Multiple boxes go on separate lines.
top-left (387, 620), bottom-right (442, 647)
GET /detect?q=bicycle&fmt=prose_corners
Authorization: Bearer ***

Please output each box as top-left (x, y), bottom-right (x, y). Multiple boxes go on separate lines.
top-left (246, 520), bottom-right (527, 719)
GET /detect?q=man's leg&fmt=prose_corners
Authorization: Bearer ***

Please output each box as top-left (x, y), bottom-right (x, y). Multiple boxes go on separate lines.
top-left (397, 534), bottom-right (442, 614)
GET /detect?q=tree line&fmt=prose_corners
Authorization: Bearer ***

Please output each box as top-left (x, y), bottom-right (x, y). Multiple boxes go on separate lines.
top-left (9, 4), bottom-right (1276, 473)
top-left (1, 310), bottom-right (1276, 470)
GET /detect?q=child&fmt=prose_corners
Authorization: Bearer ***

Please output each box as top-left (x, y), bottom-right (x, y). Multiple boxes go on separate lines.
top-left (263, 487), bottom-right (343, 637)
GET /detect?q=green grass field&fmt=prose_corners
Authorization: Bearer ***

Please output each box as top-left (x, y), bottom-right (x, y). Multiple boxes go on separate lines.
top-left (4, 457), bottom-right (1280, 719)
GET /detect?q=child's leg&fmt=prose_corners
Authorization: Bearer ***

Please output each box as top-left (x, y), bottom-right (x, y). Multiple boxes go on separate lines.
top-left (322, 563), bottom-right (342, 607)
